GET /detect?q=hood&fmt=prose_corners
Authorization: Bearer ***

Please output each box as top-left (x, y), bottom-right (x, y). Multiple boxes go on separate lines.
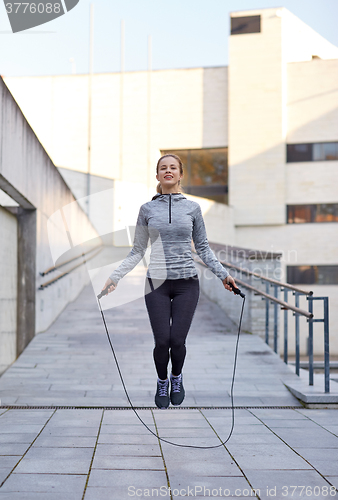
top-left (151, 192), bottom-right (186, 201)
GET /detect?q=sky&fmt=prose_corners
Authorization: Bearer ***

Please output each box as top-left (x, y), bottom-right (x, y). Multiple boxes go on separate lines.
top-left (1, 0), bottom-right (338, 77)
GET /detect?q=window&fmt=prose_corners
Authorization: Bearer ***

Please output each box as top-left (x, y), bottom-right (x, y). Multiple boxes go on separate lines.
top-left (313, 143), bottom-right (338, 161)
top-left (287, 204), bottom-right (338, 223)
top-left (287, 142), bottom-right (338, 162)
top-left (287, 265), bottom-right (338, 285)
top-left (231, 15), bottom-right (261, 35)
top-left (160, 148), bottom-right (228, 204)
top-left (287, 144), bottom-right (312, 163)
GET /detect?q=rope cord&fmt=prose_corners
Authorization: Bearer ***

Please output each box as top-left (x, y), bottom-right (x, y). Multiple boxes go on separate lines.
top-left (97, 295), bottom-right (245, 449)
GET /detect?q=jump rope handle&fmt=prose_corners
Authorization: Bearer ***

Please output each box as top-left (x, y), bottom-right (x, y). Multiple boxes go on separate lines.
top-left (97, 285), bottom-right (112, 299)
top-left (229, 281), bottom-right (245, 298)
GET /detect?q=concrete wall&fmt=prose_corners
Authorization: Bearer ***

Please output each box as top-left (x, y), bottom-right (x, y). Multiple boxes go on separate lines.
top-left (57, 167), bottom-right (115, 244)
top-left (285, 60), bottom-right (338, 206)
top-left (0, 206), bottom-right (17, 373)
top-left (0, 77), bottom-right (100, 371)
top-left (228, 8), bottom-right (286, 227)
top-left (202, 67), bottom-right (228, 148)
top-left (186, 193), bottom-right (235, 246)
top-left (287, 59), bottom-right (338, 144)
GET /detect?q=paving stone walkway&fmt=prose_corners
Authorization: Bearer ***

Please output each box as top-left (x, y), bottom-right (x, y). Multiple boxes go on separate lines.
top-left (0, 277), bottom-right (338, 499)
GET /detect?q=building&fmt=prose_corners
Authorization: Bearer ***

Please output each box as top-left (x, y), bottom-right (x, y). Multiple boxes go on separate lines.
top-left (3, 7), bottom-right (338, 356)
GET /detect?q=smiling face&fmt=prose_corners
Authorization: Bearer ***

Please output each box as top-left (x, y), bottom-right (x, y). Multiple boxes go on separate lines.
top-left (156, 156), bottom-right (183, 193)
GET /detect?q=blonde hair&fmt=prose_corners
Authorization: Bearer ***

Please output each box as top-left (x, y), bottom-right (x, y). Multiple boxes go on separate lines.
top-left (156, 154), bottom-right (184, 194)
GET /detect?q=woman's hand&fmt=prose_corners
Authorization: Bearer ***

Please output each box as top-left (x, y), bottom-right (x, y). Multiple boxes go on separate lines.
top-left (101, 278), bottom-right (117, 296)
top-left (222, 275), bottom-right (237, 293)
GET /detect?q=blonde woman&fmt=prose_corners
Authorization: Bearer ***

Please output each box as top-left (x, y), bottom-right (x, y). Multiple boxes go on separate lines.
top-left (102, 154), bottom-right (237, 409)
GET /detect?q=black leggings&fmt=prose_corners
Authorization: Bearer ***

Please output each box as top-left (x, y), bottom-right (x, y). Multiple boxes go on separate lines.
top-left (144, 275), bottom-right (200, 380)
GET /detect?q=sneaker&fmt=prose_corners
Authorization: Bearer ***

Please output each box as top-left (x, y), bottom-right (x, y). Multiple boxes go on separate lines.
top-left (170, 373), bottom-right (185, 406)
top-left (155, 378), bottom-right (170, 409)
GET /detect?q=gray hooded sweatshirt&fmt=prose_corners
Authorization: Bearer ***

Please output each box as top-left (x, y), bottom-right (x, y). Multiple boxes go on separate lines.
top-left (109, 192), bottom-right (229, 284)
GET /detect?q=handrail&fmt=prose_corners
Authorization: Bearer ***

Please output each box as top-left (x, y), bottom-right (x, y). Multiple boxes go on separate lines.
top-left (40, 244), bottom-right (102, 277)
top-left (39, 246), bottom-right (103, 290)
top-left (193, 249), bottom-right (329, 394)
top-left (193, 254), bottom-right (313, 319)
top-left (234, 277), bottom-right (313, 319)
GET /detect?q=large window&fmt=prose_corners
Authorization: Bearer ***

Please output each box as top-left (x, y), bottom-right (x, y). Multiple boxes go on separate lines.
top-left (287, 142), bottom-right (338, 162)
top-left (160, 148), bottom-right (228, 204)
top-left (287, 265), bottom-right (338, 285)
top-left (287, 204), bottom-right (338, 223)
top-left (230, 15), bottom-right (261, 35)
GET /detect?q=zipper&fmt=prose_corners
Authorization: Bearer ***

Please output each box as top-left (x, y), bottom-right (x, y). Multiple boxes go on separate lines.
top-left (169, 194), bottom-right (172, 223)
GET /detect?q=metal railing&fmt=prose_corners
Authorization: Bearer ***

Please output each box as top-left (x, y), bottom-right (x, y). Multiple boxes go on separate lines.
top-left (192, 251), bottom-right (330, 393)
top-left (39, 245), bottom-right (103, 290)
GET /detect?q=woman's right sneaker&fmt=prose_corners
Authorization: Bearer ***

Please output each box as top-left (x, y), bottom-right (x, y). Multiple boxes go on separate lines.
top-left (155, 378), bottom-right (170, 409)
top-left (170, 373), bottom-right (185, 406)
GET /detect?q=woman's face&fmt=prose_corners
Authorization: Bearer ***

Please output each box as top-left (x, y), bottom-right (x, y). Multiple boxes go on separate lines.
top-left (156, 156), bottom-right (183, 191)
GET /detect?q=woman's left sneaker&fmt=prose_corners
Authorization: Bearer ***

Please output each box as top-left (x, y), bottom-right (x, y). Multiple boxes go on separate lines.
top-left (170, 373), bottom-right (185, 406)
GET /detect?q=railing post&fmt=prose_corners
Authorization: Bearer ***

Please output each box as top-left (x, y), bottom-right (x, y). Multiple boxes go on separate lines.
top-left (284, 288), bottom-right (288, 364)
top-left (273, 285), bottom-right (278, 353)
top-left (307, 296), bottom-right (314, 386)
top-left (324, 297), bottom-right (330, 393)
top-left (294, 292), bottom-right (300, 376)
top-left (265, 282), bottom-right (269, 345)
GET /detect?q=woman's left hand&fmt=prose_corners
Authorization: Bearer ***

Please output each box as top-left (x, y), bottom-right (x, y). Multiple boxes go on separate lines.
top-left (222, 275), bottom-right (237, 293)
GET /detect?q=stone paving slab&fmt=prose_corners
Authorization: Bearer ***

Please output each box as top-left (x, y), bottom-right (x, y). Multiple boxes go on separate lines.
top-left (94, 444), bottom-right (161, 456)
top-left (0, 493), bottom-right (81, 500)
top-left (243, 470), bottom-right (335, 499)
top-left (0, 473), bottom-right (86, 492)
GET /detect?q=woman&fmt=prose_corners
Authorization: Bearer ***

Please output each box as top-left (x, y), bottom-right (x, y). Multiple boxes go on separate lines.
top-left (101, 154), bottom-right (237, 409)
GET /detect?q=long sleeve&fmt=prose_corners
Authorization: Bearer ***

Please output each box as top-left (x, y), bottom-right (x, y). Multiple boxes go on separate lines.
top-left (109, 205), bottom-right (149, 285)
top-left (192, 204), bottom-right (229, 281)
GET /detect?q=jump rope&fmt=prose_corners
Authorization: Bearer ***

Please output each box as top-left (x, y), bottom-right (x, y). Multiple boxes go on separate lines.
top-left (97, 281), bottom-right (245, 449)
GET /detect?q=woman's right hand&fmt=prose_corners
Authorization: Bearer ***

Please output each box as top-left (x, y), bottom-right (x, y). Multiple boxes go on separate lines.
top-left (101, 278), bottom-right (117, 296)
top-left (222, 275), bottom-right (237, 293)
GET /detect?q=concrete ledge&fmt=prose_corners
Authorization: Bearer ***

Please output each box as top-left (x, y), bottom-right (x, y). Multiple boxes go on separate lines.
top-left (284, 377), bottom-right (338, 407)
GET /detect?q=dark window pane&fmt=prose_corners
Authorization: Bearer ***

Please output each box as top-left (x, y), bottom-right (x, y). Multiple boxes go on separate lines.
top-left (161, 148), bottom-right (228, 204)
top-left (287, 205), bottom-right (294, 223)
top-left (287, 144), bottom-right (312, 162)
top-left (288, 142), bottom-right (338, 162)
top-left (316, 203), bottom-right (338, 222)
top-left (287, 205), bottom-right (314, 223)
top-left (313, 143), bottom-right (323, 161)
top-left (287, 265), bottom-right (338, 285)
top-left (287, 266), bottom-right (316, 284)
top-left (190, 149), bottom-right (228, 187)
top-left (231, 15), bottom-right (261, 35)
top-left (323, 142), bottom-right (338, 161)
top-left (287, 204), bottom-right (338, 223)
